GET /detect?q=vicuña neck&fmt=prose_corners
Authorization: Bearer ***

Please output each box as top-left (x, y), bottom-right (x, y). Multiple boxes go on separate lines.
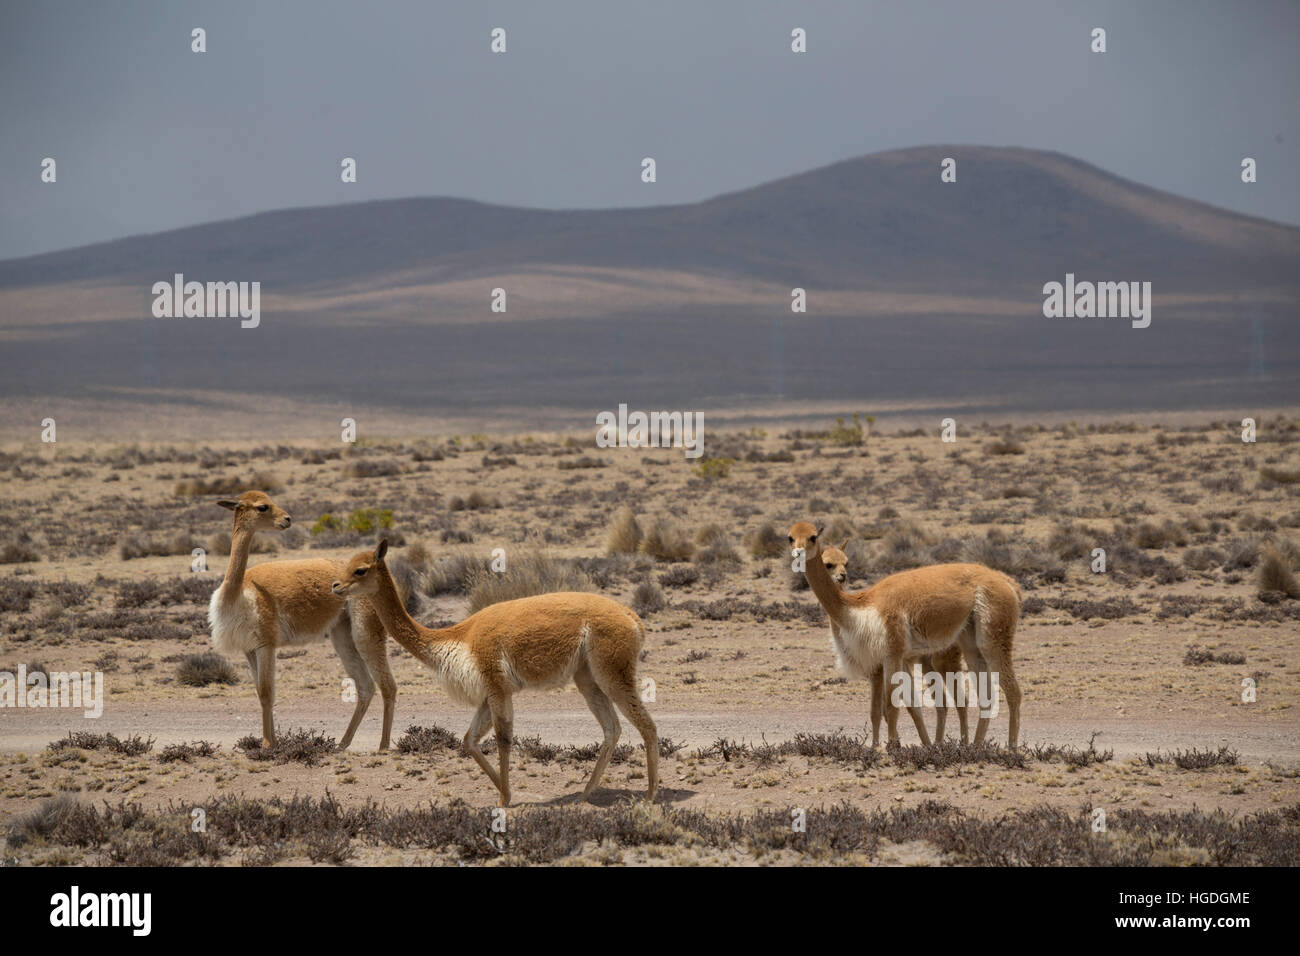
top-left (367, 564), bottom-right (463, 668)
top-left (803, 544), bottom-right (848, 625)
top-left (218, 523), bottom-right (255, 604)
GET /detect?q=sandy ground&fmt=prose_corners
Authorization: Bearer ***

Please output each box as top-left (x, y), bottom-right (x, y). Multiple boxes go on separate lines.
top-left (1, 417), bottom-right (1298, 862)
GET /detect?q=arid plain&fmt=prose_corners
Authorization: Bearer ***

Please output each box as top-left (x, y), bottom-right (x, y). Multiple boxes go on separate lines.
top-left (1, 414), bottom-right (1298, 865)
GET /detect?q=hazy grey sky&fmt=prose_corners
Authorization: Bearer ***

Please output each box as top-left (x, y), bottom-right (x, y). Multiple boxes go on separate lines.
top-left (1, 0), bottom-right (1296, 260)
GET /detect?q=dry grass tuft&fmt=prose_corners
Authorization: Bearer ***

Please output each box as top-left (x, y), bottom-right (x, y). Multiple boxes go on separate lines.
top-left (641, 517), bottom-right (695, 562)
top-left (744, 524), bottom-right (786, 559)
top-left (1258, 543), bottom-right (1300, 599)
top-left (606, 507), bottom-right (643, 554)
top-left (465, 550), bottom-right (594, 613)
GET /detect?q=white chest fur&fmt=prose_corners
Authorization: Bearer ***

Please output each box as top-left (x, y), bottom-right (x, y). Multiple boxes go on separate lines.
top-left (428, 642), bottom-right (489, 706)
top-left (208, 588), bottom-right (262, 655)
top-left (828, 605), bottom-right (890, 679)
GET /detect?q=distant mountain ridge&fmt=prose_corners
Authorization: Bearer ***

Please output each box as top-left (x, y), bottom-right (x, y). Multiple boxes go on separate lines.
top-left (2, 145), bottom-right (1297, 298)
top-left (0, 146), bottom-right (1295, 423)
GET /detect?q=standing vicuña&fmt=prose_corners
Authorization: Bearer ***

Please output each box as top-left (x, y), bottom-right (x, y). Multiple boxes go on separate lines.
top-left (332, 539), bottom-right (658, 807)
top-left (207, 491), bottom-right (395, 750)
top-left (790, 522), bottom-right (1021, 747)
top-left (820, 542), bottom-right (969, 746)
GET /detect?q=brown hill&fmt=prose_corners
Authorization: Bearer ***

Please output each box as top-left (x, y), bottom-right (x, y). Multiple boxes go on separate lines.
top-left (0, 145), bottom-right (1296, 426)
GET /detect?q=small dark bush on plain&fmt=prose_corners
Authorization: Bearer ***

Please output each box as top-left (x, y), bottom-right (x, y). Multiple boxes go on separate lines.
top-left (632, 579), bottom-right (666, 616)
top-left (658, 564), bottom-right (699, 588)
top-left (1260, 466), bottom-right (1300, 485)
top-left (395, 724), bottom-right (461, 754)
top-left (0, 539), bottom-right (40, 564)
top-left (744, 525), bottom-right (786, 559)
top-left (1183, 546), bottom-right (1226, 571)
top-left (1025, 733), bottom-right (1114, 768)
top-left (1183, 645), bottom-right (1246, 666)
top-left (1042, 596), bottom-right (1142, 620)
top-left (877, 521), bottom-right (935, 571)
top-left (178, 652), bottom-right (239, 687)
top-left (0, 577), bottom-right (38, 613)
top-left (117, 531), bottom-right (199, 561)
top-left (694, 540), bottom-right (741, 565)
top-left (48, 731), bottom-right (154, 757)
top-left (889, 739), bottom-right (1031, 771)
top-left (1133, 519), bottom-right (1189, 550)
top-left (557, 456), bottom-right (607, 471)
top-left (1143, 746), bottom-right (1239, 770)
top-left (449, 490), bottom-right (499, 511)
top-left (342, 459), bottom-right (402, 479)
top-left (237, 728), bottom-right (337, 766)
top-left (159, 741), bottom-right (219, 763)
top-left (693, 523), bottom-right (729, 547)
top-left (6, 795), bottom-right (100, 848)
top-left (640, 517), bottom-right (694, 562)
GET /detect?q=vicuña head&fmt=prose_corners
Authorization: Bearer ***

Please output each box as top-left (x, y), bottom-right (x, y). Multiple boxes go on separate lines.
top-left (216, 490), bottom-right (292, 532)
top-left (787, 520), bottom-right (824, 558)
top-left (820, 541), bottom-right (850, 585)
top-left (332, 538), bottom-right (389, 597)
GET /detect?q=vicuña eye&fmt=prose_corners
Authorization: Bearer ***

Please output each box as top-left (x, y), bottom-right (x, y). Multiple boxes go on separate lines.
top-left (257, 505), bottom-right (269, 512)
top-left (354, 568), bottom-right (367, 576)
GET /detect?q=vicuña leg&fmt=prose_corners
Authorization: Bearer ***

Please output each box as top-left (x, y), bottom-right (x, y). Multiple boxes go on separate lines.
top-left (490, 694), bottom-right (514, 807)
top-left (574, 663), bottom-right (621, 800)
top-left (979, 618), bottom-right (1021, 747)
top-left (886, 649), bottom-right (932, 747)
top-left (922, 654), bottom-right (949, 743)
top-left (883, 667), bottom-right (901, 743)
top-left (463, 703), bottom-right (501, 792)
top-left (958, 627), bottom-right (993, 745)
top-left (252, 643), bottom-right (277, 748)
top-left (605, 670), bottom-right (658, 802)
top-left (984, 645), bottom-right (1020, 747)
top-left (869, 667), bottom-right (885, 748)
top-left (331, 617), bottom-right (376, 752)
top-left (931, 644), bottom-right (969, 744)
top-left (350, 602), bottom-right (396, 750)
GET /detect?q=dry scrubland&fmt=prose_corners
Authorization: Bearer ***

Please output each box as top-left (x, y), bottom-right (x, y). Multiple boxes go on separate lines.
top-left (2, 416), bottom-right (1299, 865)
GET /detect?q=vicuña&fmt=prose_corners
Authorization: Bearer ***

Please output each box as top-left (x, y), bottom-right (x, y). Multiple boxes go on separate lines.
top-left (332, 539), bottom-right (658, 807)
top-left (207, 491), bottom-right (395, 750)
top-left (789, 522), bottom-right (1022, 746)
top-left (819, 541), bottom-right (969, 746)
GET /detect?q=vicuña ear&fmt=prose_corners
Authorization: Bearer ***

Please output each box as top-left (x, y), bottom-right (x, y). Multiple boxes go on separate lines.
top-left (217, 499), bottom-right (239, 511)
top-left (816, 525), bottom-right (825, 537)
top-left (374, 538), bottom-right (389, 562)
top-left (839, 539), bottom-right (849, 550)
